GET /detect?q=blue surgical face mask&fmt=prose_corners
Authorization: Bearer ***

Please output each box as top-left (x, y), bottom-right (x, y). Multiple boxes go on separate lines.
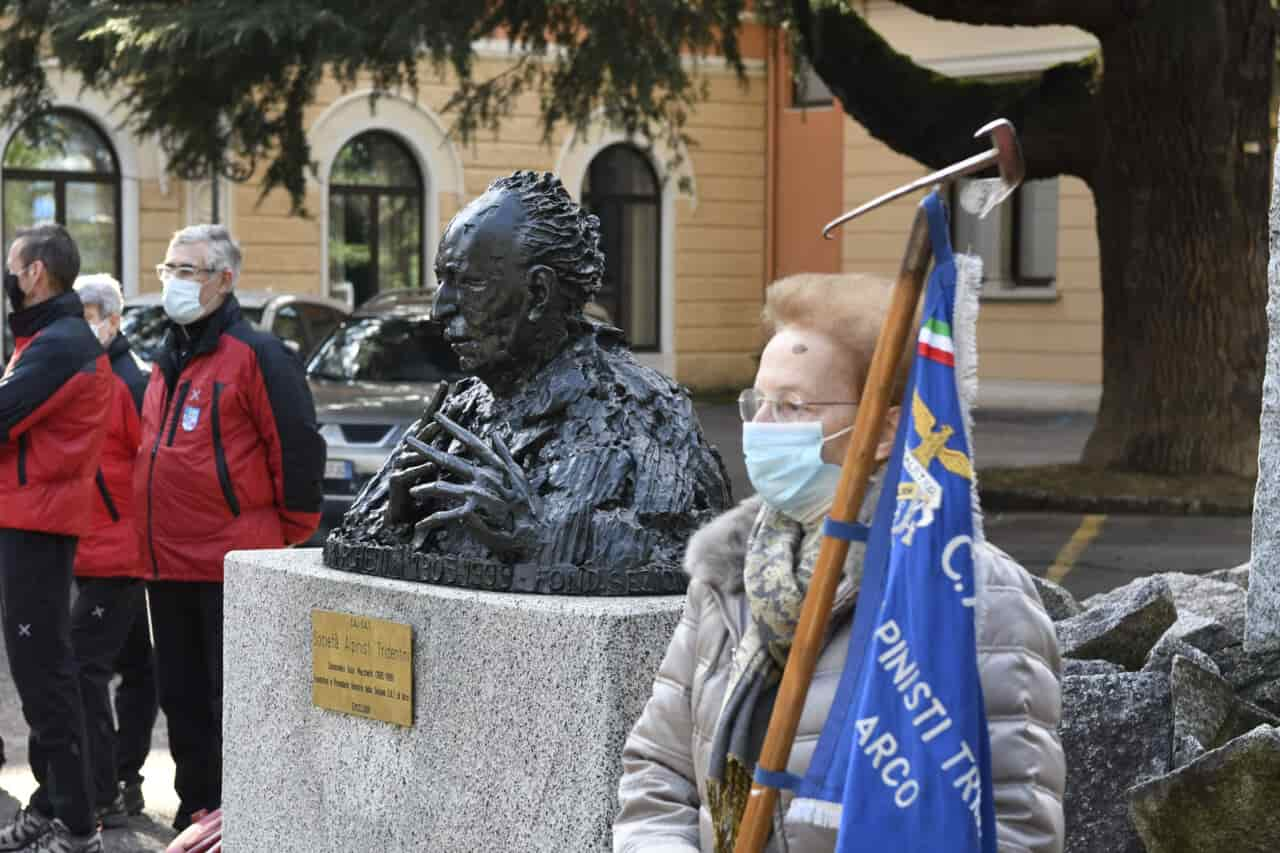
top-left (743, 420), bottom-right (854, 525)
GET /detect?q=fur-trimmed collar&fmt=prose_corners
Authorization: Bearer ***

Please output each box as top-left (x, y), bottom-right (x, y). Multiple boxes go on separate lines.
top-left (684, 496), bottom-right (764, 594)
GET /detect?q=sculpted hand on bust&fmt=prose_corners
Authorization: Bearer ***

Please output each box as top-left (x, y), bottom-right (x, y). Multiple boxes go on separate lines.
top-left (403, 413), bottom-right (540, 555)
top-left (384, 384), bottom-right (449, 528)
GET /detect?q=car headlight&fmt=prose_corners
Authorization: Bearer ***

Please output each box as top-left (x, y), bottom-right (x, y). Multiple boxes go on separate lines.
top-left (318, 423), bottom-right (345, 444)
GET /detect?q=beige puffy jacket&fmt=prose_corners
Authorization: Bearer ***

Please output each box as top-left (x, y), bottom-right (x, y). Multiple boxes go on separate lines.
top-left (614, 497), bottom-right (1065, 853)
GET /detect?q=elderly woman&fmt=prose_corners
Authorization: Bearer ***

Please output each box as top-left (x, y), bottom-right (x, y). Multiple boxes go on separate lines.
top-left (614, 273), bottom-right (1064, 853)
top-left (69, 274), bottom-right (156, 827)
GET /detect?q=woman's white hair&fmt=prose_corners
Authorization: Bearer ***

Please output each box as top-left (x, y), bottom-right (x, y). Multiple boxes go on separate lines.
top-left (762, 272), bottom-right (913, 402)
top-left (73, 273), bottom-right (125, 318)
top-left (169, 224), bottom-right (243, 285)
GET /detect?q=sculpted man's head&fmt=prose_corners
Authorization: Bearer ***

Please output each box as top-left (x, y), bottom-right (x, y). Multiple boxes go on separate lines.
top-left (432, 170), bottom-right (604, 390)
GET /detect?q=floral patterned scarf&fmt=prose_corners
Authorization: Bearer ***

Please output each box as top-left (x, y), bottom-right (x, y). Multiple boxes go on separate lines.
top-left (704, 476), bottom-right (880, 853)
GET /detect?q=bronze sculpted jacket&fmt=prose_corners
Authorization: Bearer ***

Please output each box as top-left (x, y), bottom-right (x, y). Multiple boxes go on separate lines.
top-left (354, 325), bottom-right (732, 581)
top-left (614, 496), bottom-right (1066, 853)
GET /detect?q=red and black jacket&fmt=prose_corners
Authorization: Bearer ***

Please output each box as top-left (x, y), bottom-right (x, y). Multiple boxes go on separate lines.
top-left (134, 295), bottom-right (324, 582)
top-left (0, 292), bottom-right (112, 537)
top-left (75, 334), bottom-right (148, 578)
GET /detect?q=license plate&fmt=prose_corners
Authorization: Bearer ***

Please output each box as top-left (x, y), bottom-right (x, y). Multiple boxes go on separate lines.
top-left (325, 459), bottom-right (354, 480)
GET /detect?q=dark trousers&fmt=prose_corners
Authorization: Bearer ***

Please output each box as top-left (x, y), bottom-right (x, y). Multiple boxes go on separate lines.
top-left (147, 581), bottom-right (222, 818)
top-left (113, 598), bottom-right (158, 786)
top-left (70, 577), bottom-right (156, 805)
top-left (0, 529), bottom-right (94, 835)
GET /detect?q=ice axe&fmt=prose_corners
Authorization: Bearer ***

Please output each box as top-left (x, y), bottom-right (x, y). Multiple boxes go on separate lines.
top-left (732, 119), bottom-right (1023, 853)
top-left (821, 118), bottom-right (1024, 238)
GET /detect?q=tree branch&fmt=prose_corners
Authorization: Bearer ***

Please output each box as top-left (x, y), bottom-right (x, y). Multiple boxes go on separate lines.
top-left (891, 0), bottom-right (1145, 35)
top-left (13, 0), bottom-right (750, 215)
top-left (792, 0), bottom-right (1100, 184)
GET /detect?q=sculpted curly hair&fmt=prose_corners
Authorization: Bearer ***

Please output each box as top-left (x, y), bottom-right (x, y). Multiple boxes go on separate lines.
top-left (488, 170), bottom-right (605, 313)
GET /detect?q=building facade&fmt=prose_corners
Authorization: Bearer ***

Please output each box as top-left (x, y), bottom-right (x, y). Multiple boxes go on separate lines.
top-left (0, 4), bottom-right (1101, 400)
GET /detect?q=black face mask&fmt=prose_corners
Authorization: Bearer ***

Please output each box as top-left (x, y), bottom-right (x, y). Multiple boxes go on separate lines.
top-left (3, 271), bottom-right (23, 312)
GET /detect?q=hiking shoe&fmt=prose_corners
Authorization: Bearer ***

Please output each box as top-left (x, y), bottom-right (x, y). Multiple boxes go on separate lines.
top-left (92, 792), bottom-right (127, 830)
top-left (0, 808), bottom-right (51, 851)
top-left (23, 820), bottom-right (101, 853)
top-left (119, 780), bottom-right (144, 816)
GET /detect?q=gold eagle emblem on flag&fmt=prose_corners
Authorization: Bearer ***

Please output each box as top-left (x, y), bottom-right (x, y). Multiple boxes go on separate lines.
top-left (908, 390), bottom-right (973, 481)
top-left (893, 390), bottom-right (974, 544)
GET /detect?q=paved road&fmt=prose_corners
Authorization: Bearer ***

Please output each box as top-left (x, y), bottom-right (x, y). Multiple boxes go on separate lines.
top-left (984, 511), bottom-right (1249, 601)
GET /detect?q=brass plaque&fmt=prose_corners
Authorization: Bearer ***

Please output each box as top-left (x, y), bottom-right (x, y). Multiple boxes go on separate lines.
top-left (311, 610), bottom-right (413, 727)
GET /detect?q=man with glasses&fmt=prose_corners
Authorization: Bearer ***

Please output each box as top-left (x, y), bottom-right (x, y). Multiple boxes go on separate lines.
top-left (135, 224), bottom-right (324, 832)
top-left (0, 224), bottom-right (110, 853)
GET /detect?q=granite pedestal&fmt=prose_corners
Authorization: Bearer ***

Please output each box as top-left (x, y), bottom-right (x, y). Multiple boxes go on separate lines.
top-left (222, 549), bottom-right (684, 852)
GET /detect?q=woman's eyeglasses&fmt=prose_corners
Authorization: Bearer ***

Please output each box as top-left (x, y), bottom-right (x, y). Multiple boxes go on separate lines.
top-left (737, 388), bottom-right (857, 423)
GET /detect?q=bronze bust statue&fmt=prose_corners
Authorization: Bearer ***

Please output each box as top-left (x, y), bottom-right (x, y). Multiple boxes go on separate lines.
top-left (324, 170), bottom-right (731, 594)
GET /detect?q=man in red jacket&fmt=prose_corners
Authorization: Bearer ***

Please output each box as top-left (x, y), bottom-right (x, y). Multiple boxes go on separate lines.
top-left (69, 274), bottom-right (156, 830)
top-left (135, 224), bottom-right (323, 832)
top-left (0, 224), bottom-right (110, 853)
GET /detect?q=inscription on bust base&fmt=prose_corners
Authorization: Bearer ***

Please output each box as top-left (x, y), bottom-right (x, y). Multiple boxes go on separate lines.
top-left (323, 539), bottom-right (687, 596)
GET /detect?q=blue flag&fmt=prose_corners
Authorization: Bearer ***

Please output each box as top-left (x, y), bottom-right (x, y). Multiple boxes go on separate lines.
top-left (788, 191), bottom-right (996, 852)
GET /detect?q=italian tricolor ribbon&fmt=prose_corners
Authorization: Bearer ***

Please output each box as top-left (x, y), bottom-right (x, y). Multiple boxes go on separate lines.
top-left (917, 317), bottom-right (955, 366)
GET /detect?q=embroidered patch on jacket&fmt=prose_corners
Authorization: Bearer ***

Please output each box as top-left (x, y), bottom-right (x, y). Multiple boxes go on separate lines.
top-left (182, 406), bottom-right (201, 431)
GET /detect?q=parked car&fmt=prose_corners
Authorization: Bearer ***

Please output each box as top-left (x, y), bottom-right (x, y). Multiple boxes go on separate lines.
top-left (308, 288), bottom-right (463, 528)
top-left (120, 290), bottom-right (349, 363)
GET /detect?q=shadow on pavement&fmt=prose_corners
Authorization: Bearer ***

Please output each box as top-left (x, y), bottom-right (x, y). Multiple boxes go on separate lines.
top-left (104, 814), bottom-right (175, 853)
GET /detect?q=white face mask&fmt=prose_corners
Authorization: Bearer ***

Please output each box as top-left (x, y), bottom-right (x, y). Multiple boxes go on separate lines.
top-left (89, 319), bottom-right (111, 347)
top-left (162, 276), bottom-right (205, 325)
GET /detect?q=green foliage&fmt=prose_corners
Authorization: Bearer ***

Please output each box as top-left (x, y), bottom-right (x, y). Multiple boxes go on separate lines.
top-left (3, 132), bottom-right (54, 170)
top-left (0, 0), bottom-right (754, 214)
top-left (328, 239), bottom-right (370, 268)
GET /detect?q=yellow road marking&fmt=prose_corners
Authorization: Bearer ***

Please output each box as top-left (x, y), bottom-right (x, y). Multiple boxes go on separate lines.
top-left (1046, 514), bottom-right (1107, 584)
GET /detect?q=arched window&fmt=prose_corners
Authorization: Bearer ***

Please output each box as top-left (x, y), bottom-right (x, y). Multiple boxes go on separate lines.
top-left (582, 144), bottom-right (660, 351)
top-left (328, 131), bottom-right (424, 306)
top-left (2, 109), bottom-right (121, 279)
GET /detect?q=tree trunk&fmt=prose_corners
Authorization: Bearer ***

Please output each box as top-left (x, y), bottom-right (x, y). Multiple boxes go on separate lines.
top-left (795, 0), bottom-right (1275, 475)
top-left (1082, 0), bottom-right (1272, 476)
